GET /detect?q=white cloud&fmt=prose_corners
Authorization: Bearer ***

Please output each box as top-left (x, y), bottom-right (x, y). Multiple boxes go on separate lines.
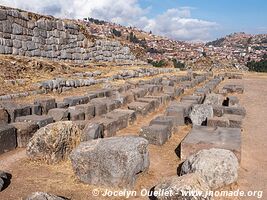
top-left (0, 0), bottom-right (218, 41)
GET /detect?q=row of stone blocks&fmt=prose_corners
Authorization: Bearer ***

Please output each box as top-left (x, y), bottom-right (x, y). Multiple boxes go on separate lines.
top-left (0, 74), bottom-right (195, 155)
top-left (179, 82), bottom-right (246, 164)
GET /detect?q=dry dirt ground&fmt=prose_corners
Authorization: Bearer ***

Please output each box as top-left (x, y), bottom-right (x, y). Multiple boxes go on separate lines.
top-left (0, 73), bottom-right (266, 200)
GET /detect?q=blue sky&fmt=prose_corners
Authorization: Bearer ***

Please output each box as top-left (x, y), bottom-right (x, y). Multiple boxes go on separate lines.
top-left (140, 0), bottom-right (267, 38)
top-left (0, 0), bottom-right (266, 41)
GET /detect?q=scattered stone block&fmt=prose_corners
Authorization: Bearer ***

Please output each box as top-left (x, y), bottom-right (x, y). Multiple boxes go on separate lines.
top-left (30, 104), bottom-right (42, 115)
top-left (0, 108), bottom-right (8, 124)
top-left (15, 115), bottom-right (53, 128)
top-left (26, 121), bottom-right (82, 163)
top-left (223, 106), bottom-right (246, 116)
top-left (68, 107), bottom-right (85, 121)
top-left (223, 84), bottom-right (244, 94)
top-left (90, 99), bottom-right (108, 116)
top-left (128, 102), bottom-right (151, 116)
top-left (150, 115), bottom-right (176, 132)
top-left (224, 114), bottom-right (243, 128)
top-left (228, 96), bottom-right (239, 106)
top-left (0, 125), bottom-right (16, 154)
top-left (82, 122), bottom-right (104, 141)
top-left (1, 102), bottom-right (32, 122)
top-left (181, 148), bottom-right (239, 190)
top-left (189, 104), bottom-right (214, 125)
top-left (140, 124), bottom-right (171, 145)
top-left (179, 126), bottom-right (241, 162)
top-left (48, 108), bottom-right (69, 122)
top-left (137, 97), bottom-right (160, 112)
top-left (207, 116), bottom-right (230, 127)
top-left (63, 96), bottom-right (89, 106)
top-left (130, 88), bottom-right (147, 99)
top-left (181, 95), bottom-right (203, 104)
top-left (73, 120), bottom-right (89, 130)
top-left (70, 136), bottom-right (149, 188)
top-left (34, 98), bottom-right (56, 114)
top-left (56, 101), bottom-right (69, 108)
top-left (212, 105), bottom-right (224, 117)
top-left (154, 173), bottom-right (211, 200)
top-left (11, 122), bottom-right (38, 148)
top-left (204, 93), bottom-right (224, 105)
top-left (105, 109), bottom-right (137, 126)
top-left (165, 106), bottom-right (185, 126)
top-left (75, 103), bottom-right (95, 120)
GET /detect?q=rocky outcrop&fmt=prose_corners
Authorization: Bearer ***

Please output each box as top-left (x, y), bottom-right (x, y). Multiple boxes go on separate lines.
top-left (180, 148), bottom-right (239, 189)
top-left (154, 173), bottom-right (211, 200)
top-left (0, 6), bottom-right (135, 63)
top-left (70, 136), bottom-right (150, 188)
top-left (26, 121), bottom-right (82, 163)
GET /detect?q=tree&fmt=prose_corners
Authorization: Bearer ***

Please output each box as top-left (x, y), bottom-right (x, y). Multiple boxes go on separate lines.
top-left (112, 28), bottom-right (122, 37)
top-left (172, 59), bottom-right (185, 69)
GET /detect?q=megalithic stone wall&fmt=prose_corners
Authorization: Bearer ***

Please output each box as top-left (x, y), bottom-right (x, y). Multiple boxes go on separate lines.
top-left (0, 6), bottom-right (136, 63)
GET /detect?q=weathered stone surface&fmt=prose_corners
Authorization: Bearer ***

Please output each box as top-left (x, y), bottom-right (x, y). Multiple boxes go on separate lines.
top-left (82, 122), bottom-right (104, 141)
top-left (181, 148), bottom-right (239, 189)
top-left (207, 116), bottom-right (230, 128)
top-left (56, 101), bottom-right (69, 108)
top-left (11, 122), bottom-right (39, 148)
top-left (224, 114), bottom-right (244, 128)
top-left (104, 109), bottom-right (137, 127)
top-left (0, 171), bottom-right (8, 191)
top-left (154, 173), bottom-right (211, 200)
top-left (222, 84), bottom-right (244, 94)
top-left (228, 96), bottom-right (239, 106)
top-left (212, 105), bottom-right (224, 117)
top-left (137, 97), bottom-right (160, 112)
top-left (223, 106), bottom-right (246, 116)
top-left (0, 102), bottom-right (31, 122)
top-left (0, 108), bottom-right (8, 124)
top-left (150, 115), bottom-right (176, 132)
top-left (189, 104), bottom-right (213, 125)
top-left (15, 115), bottom-right (53, 128)
top-left (26, 121), bottom-right (82, 163)
top-left (48, 108), bottom-right (69, 122)
top-left (63, 96), bottom-right (89, 106)
top-left (0, 125), bottom-right (16, 154)
top-left (70, 136), bottom-right (149, 188)
top-left (34, 98), bottom-right (56, 114)
top-left (140, 124), bottom-right (171, 145)
top-left (180, 126), bottom-right (241, 162)
top-left (181, 95), bottom-right (203, 104)
top-left (90, 99), bottom-right (107, 116)
top-left (166, 106), bottom-right (185, 126)
top-left (75, 103), bottom-right (95, 120)
top-left (26, 192), bottom-right (66, 200)
top-left (68, 107), bottom-right (85, 121)
top-left (128, 101), bottom-right (151, 116)
top-left (204, 93), bottom-right (224, 105)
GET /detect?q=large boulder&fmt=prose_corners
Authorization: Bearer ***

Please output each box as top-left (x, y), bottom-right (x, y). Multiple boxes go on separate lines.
top-left (26, 192), bottom-right (66, 200)
top-left (26, 121), bottom-right (82, 163)
top-left (154, 173), bottom-right (211, 200)
top-left (189, 104), bottom-right (213, 125)
top-left (181, 148), bottom-right (239, 189)
top-left (70, 136), bottom-right (150, 189)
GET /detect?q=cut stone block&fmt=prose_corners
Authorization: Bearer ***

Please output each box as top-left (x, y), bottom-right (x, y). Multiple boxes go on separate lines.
top-left (181, 95), bottom-right (203, 104)
top-left (228, 96), bottom-right (239, 106)
top-left (48, 108), bottom-right (69, 122)
top-left (1, 102), bottom-right (32, 122)
top-left (146, 94), bottom-right (171, 104)
top-left (90, 99), bottom-right (108, 116)
top-left (130, 88), bottom-right (147, 99)
top-left (0, 108), bottom-right (8, 124)
top-left (137, 97), bottom-right (160, 112)
top-left (169, 101), bottom-right (194, 117)
top-left (15, 115), bottom-right (54, 128)
top-left (34, 98), bottom-right (56, 114)
top-left (223, 84), bottom-right (244, 94)
top-left (69, 136), bottom-right (149, 189)
top-left (75, 103), bottom-right (95, 120)
top-left (180, 126), bottom-right (241, 162)
top-left (149, 115), bottom-right (176, 132)
top-left (56, 101), bottom-right (69, 108)
top-left (90, 117), bottom-right (118, 137)
top-left (11, 122), bottom-right (39, 147)
top-left (207, 116), bottom-right (230, 127)
top-left (212, 105), bottom-right (224, 117)
top-left (224, 114), bottom-right (244, 128)
top-left (30, 104), bottom-right (42, 115)
top-left (63, 96), bottom-right (89, 106)
top-left (165, 106), bottom-right (185, 126)
top-left (68, 107), bottom-right (85, 121)
top-left (223, 106), bottom-right (246, 116)
top-left (0, 125), bottom-right (16, 154)
top-left (140, 124), bottom-right (171, 145)
top-left (82, 122), bottom-right (104, 141)
top-left (128, 102), bottom-right (151, 116)
top-left (105, 109), bottom-right (137, 126)
top-left (73, 120), bottom-right (89, 130)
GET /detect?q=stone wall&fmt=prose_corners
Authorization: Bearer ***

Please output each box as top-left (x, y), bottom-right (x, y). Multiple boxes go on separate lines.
top-left (0, 6), bottom-right (136, 63)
